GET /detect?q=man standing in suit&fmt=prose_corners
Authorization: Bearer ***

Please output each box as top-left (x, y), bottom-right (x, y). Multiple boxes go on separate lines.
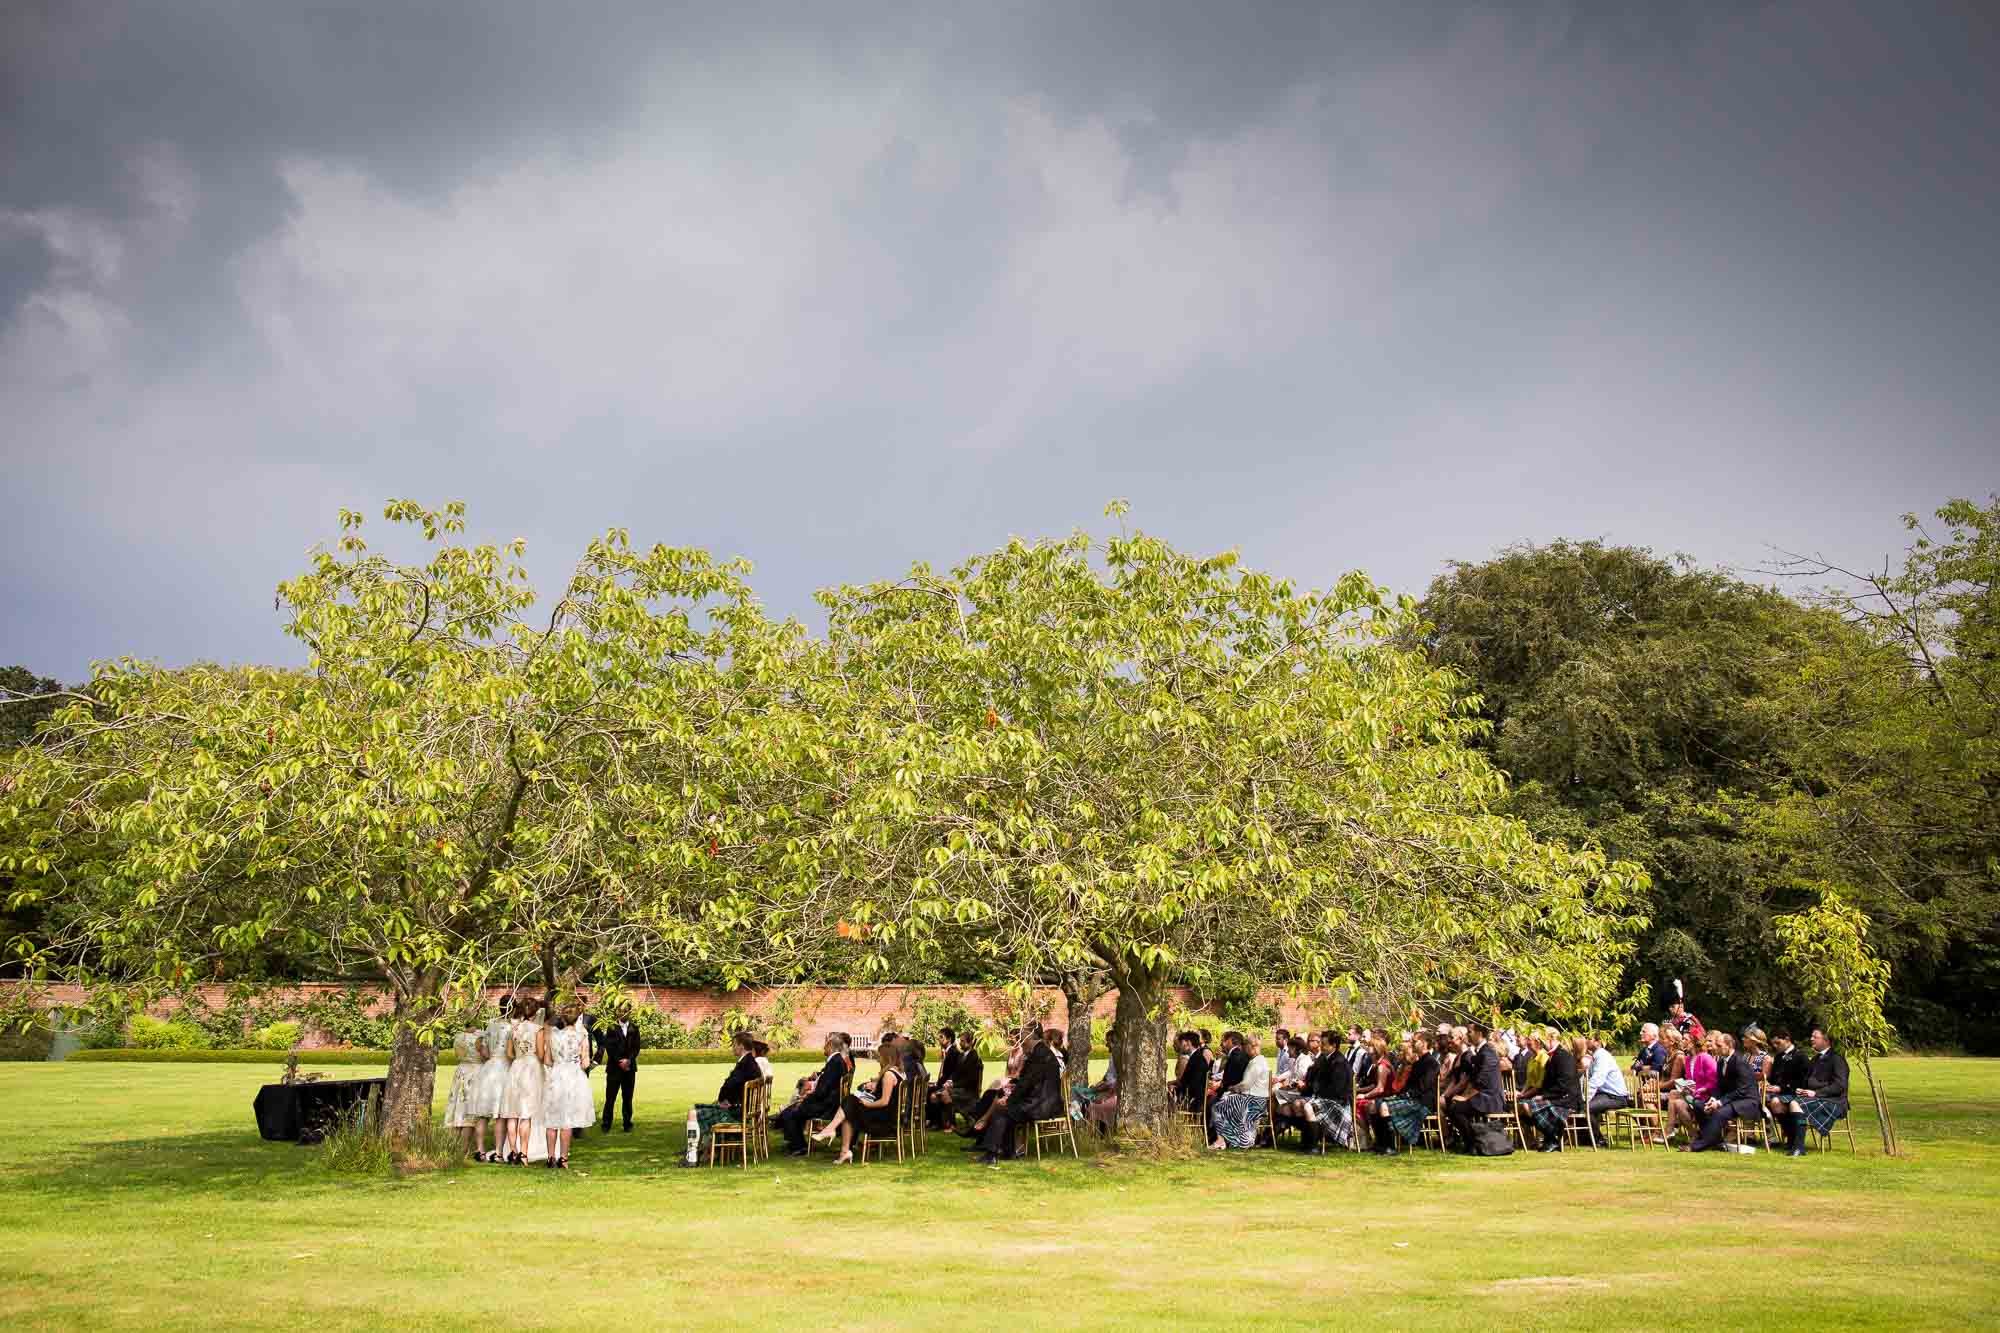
top-left (977, 1023), bottom-right (1059, 1165)
top-left (1444, 1022), bottom-right (1506, 1151)
top-left (1689, 1032), bottom-right (1761, 1151)
top-left (598, 1004), bottom-right (642, 1133)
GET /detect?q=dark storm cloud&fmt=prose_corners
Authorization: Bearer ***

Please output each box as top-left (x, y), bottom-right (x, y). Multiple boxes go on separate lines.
top-left (3, 1), bottom-right (1996, 680)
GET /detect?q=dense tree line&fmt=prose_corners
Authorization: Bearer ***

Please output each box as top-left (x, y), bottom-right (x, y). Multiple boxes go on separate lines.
top-left (1, 494), bottom-right (1991, 1144)
top-left (1417, 497), bottom-right (2000, 1051)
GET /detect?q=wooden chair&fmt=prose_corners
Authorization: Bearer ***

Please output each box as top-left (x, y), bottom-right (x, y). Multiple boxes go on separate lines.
top-left (1023, 1071), bottom-right (1080, 1160)
top-left (804, 1071), bottom-right (851, 1158)
top-left (756, 1077), bottom-right (775, 1161)
top-left (1806, 1101), bottom-right (1859, 1153)
top-left (1562, 1075), bottom-right (1597, 1148)
top-left (706, 1080), bottom-right (765, 1169)
top-left (1179, 1086), bottom-right (1214, 1145)
top-left (1421, 1080), bottom-right (1444, 1150)
top-left (1614, 1074), bottom-right (1670, 1149)
top-left (905, 1069), bottom-right (930, 1156)
top-left (1727, 1069), bottom-right (1773, 1151)
top-left (857, 1078), bottom-right (909, 1164)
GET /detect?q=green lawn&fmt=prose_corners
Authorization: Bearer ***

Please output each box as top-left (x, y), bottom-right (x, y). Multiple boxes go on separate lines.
top-left (1, 1057), bottom-right (1995, 1330)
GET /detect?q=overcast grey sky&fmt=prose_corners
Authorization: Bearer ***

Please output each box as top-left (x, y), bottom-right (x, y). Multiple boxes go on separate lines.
top-left (4, 1), bottom-right (1995, 680)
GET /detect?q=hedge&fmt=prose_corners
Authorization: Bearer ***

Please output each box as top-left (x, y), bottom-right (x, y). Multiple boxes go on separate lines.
top-left (66, 1046), bottom-right (832, 1066)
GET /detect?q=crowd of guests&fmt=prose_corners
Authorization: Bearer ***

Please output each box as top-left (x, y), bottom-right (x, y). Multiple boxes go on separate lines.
top-left (440, 991), bottom-right (1855, 1170)
top-left (1169, 1002), bottom-right (1854, 1159)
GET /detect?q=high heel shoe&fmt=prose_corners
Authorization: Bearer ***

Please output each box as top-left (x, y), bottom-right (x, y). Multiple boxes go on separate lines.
top-left (833, 1150), bottom-right (854, 1164)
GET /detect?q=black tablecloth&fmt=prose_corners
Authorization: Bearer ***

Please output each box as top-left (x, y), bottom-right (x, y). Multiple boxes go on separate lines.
top-left (254, 1077), bottom-right (388, 1143)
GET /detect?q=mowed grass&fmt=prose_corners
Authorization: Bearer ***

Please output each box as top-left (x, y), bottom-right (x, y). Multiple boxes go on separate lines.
top-left (0, 1057), bottom-right (1995, 1331)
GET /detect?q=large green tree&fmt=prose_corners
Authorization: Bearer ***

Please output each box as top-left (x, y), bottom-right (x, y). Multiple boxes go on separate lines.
top-left (1, 502), bottom-right (767, 1139)
top-left (1418, 540), bottom-right (1842, 1027)
top-left (1763, 497), bottom-right (2000, 1047)
top-left (686, 515), bottom-right (1649, 1135)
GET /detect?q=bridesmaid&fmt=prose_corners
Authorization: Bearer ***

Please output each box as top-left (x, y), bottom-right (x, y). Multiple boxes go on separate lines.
top-left (499, 994), bottom-right (546, 1165)
top-left (540, 1006), bottom-right (593, 1169)
top-left (443, 1023), bottom-right (485, 1156)
top-left (471, 994), bottom-right (513, 1163)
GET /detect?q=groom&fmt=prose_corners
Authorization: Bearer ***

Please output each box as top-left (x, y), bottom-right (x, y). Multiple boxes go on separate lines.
top-left (598, 1004), bottom-right (642, 1133)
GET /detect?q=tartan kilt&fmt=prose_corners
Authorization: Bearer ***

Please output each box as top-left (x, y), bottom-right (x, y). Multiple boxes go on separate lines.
top-left (1519, 1095), bottom-right (1568, 1138)
top-left (1303, 1097), bottom-right (1353, 1148)
top-left (1801, 1096), bottom-right (1848, 1134)
top-left (1379, 1093), bottom-right (1428, 1146)
top-left (692, 1102), bottom-right (741, 1135)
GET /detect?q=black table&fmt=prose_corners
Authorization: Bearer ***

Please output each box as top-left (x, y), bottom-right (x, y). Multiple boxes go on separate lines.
top-left (253, 1077), bottom-right (389, 1143)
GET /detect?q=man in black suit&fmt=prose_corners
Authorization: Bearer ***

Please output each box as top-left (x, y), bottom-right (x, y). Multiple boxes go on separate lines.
top-left (930, 1028), bottom-right (983, 1130)
top-left (777, 1033), bottom-right (851, 1155)
top-left (598, 1005), bottom-right (642, 1133)
top-left (1443, 1022), bottom-right (1506, 1151)
top-left (1689, 1033), bottom-right (1762, 1151)
top-left (1173, 1031), bottom-right (1209, 1111)
top-left (977, 1023), bottom-right (1060, 1165)
top-left (1207, 1031), bottom-right (1248, 1141)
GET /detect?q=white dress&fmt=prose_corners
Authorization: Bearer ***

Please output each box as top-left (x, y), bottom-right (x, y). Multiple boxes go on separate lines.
top-left (542, 1026), bottom-right (594, 1130)
top-left (471, 1016), bottom-right (512, 1119)
top-left (443, 1031), bottom-right (483, 1127)
top-left (500, 1019), bottom-right (545, 1121)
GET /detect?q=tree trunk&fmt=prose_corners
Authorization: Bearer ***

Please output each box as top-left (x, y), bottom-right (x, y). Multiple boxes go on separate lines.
top-left (539, 941), bottom-right (559, 1005)
top-left (380, 980), bottom-right (441, 1147)
top-left (1059, 971), bottom-right (1104, 1088)
top-left (1108, 966), bottom-right (1173, 1137)
top-left (382, 1018), bottom-right (438, 1147)
top-left (1862, 1053), bottom-right (1898, 1156)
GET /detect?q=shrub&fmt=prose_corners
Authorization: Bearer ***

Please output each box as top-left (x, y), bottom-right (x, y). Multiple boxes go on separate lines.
top-left (128, 1014), bottom-right (215, 1050)
top-left (0, 1021), bottom-right (56, 1061)
top-left (907, 995), bottom-right (987, 1048)
top-left (253, 1020), bottom-right (303, 1049)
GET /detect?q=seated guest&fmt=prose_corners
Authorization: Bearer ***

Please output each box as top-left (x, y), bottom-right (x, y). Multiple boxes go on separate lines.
top-left (682, 1031), bottom-right (763, 1167)
top-left (1207, 1032), bottom-right (1249, 1141)
top-left (1347, 1027), bottom-right (1374, 1088)
top-left (1510, 1031), bottom-right (1532, 1086)
top-left (1044, 1027), bottom-right (1068, 1075)
top-left (1520, 1034), bottom-right (1581, 1152)
top-left (966, 1027), bottom-right (1032, 1136)
top-left (1774, 1025), bottom-right (1850, 1157)
top-left (814, 1038), bottom-right (905, 1164)
top-left (1519, 1030), bottom-right (1548, 1097)
top-left (776, 1033), bottom-right (850, 1156)
top-left (1374, 1033), bottom-right (1438, 1152)
top-left (1763, 1027), bottom-right (1808, 1146)
top-left (902, 1035), bottom-right (927, 1087)
top-left (1667, 1030), bottom-right (1717, 1141)
top-left (1443, 1022), bottom-right (1505, 1152)
top-left (1688, 1032), bottom-right (1760, 1152)
top-left (1353, 1037), bottom-right (1393, 1125)
top-left (1273, 1028), bottom-right (1295, 1083)
top-left (1271, 1035), bottom-right (1312, 1126)
top-left (1298, 1031), bottom-right (1356, 1152)
top-left (1630, 1022), bottom-right (1669, 1079)
top-left (1584, 1032), bottom-right (1631, 1146)
top-left (1208, 1034), bottom-right (1271, 1150)
top-left (1740, 1032), bottom-right (1768, 1080)
top-left (930, 1028), bottom-right (983, 1130)
top-left (976, 1024), bottom-right (1060, 1166)
top-left (1077, 1040), bottom-right (1119, 1135)
top-left (1173, 1031), bottom-right (1211, 1112)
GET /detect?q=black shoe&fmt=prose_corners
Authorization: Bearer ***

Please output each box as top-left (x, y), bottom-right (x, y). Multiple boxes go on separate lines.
top-left (621, 1125), bottom-right (632, 1133)
top-left (784, 1148), bottom-right (808, 1158)
top-left (976, 1153), bottom-right (999, 1166)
